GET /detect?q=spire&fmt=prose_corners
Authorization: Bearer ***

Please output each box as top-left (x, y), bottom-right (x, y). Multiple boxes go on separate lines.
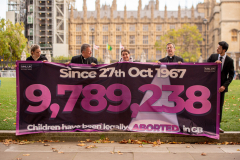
top-left (95, 0), bottom-right (100, 10)
top-left (191, 5), bottom-right (194, 19)
top-left (156, 0), bottom-right (159, 10)
top-left (138, 0), bottom-right (141, 20)
top-left (164, 5), bottom-right (167, 20)
top-left (110, 6), bottom-right (114, 21)
top-left (151, 3), bottom-right (154, 20)
top-left (83, 0), bottom-right (87, 22)
top-left (70, 5), bottom-right (73, 21)
top-left (112, 0), bottom-right (117, 11)
top-left (124, 5), bottom-right (127, 21)
top-left (178, 4), bottom-right (181, 19)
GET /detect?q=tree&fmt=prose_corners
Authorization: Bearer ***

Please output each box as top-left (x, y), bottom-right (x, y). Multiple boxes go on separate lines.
top-left (0, 19), bottom-right (28, 61)
top-left (155, 24), bottom-right (203, 62)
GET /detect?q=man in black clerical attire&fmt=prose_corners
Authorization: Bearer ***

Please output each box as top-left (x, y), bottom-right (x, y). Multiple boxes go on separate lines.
top-left (70, 44), bottom-right (98, 66)
top-left (158, 43), bottom-right (184, 63)
top-left (207, 41), bottom-right (234, 133)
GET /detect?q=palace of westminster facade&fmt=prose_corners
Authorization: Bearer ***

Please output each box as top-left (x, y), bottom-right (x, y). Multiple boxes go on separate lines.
top-left (68, 0), bottom-right (240, 70)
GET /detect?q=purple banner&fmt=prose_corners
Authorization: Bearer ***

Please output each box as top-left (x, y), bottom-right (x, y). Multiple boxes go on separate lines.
top-left (16, 61), bottom-right (221, 139)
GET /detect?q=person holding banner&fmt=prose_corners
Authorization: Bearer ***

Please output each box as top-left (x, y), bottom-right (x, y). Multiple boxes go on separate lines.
top-left (158, 43), bottom-right (183, 63)
top-left (67, 44), bottom-right (98, 66)
top-left (207, 41), bottom-right (234, 133)
top-left (119, 49), bottom-right (133, 62)
top-left (26, 44), bottom-right (48, 61)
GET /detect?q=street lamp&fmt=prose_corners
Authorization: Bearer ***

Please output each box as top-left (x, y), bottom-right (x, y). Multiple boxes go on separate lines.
top-left (203, 18), bottom-right (208, 60)
top-left (91, 28), bottom-right (94, 57)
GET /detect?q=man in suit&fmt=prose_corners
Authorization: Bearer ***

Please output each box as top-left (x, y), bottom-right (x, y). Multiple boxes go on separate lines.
top-left (68, 44), bottom-right (98, 65)
top-left (207, 41), bottom-right (234, 133)
top-left (158, 43), bottom-right (184, 63)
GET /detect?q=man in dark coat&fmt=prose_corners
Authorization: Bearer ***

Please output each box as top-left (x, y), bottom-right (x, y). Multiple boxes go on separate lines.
top-left (69, 44), bottom-right (98, 65)
top-left (207, 41), bottom-right (234, 133)
top-left (158, 43), bottom-right (184, 63)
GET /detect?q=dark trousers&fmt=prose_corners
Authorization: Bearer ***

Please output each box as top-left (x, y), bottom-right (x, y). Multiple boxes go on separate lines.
top-left (220, 92), bottom-right (225, 123)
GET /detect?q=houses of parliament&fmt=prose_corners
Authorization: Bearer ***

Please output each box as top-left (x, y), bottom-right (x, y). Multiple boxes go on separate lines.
top-left (68, 0), bottom-right (240, 70)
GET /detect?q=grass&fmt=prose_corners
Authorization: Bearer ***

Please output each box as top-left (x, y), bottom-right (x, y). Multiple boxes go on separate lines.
top-left (0, 78), bottom-right (17, 130)
top-left (0, 77), bottom-right (239, 131)
top-left (221, 80), bottom-right (240, 131)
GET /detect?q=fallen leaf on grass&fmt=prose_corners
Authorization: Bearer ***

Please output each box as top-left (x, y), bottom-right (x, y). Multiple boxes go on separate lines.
top-left (201, 153), bottom-right (207, 156)
top-left (233, 104), bottom-right (237, 106)
top-left (23, 154), bottom-right (30, 156)
top-left (77, 143), bottom-right (86, 146)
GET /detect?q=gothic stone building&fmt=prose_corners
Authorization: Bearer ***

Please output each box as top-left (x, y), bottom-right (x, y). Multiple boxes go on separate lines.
top-left (69, 0), bottom-right (240, 70)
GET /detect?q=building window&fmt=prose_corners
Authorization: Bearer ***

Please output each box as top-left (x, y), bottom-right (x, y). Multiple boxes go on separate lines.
top-left (89, 25), bottom-right (95, 32)
top-left (103, 35), bottom-right (108, 44)
top-left (143, 25), bottom-right (148, 31)
top-left (76, 49), bottom-right (80, 55)
top-left (143, 49), bottom-right (148, 60)
top-left (116, 49), bottom-right (120, 60)
top-left (156, 35), bottom-right (161, 41)
top-left (143, 35), bottom-right (148, 44)
top-left (129, 49), bottom-right (135, 60)
top-left (116, 25), bottom-right (122, 31)
top-left (156, 50), bottom-right (161, 60)
top-left (116, 35), bottom-right (121, 44)
top-left (129, 25), bottom-right (135, 31)
top-left (89, 35), bottom-right (95, 45)
top-left (103, 25), bottom-right (108, 32)
top-left (129, 35), bottom-right (135, 44)
top-left (156, 25), bottom-right (162, 31)
top-left (197, 25), bottom-right (202, 32)
top-left (76, 25), bottom-right (81, 32)
top-left (232, 29), bottom-right (238, 41)
top-left (170, 25), bottom-right (175, 30)
top-left (76, 35), bottom-right (81, 44)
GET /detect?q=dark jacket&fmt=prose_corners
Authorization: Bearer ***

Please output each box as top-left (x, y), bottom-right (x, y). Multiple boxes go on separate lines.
top-left (70, 55), bottom-right (98, 64)
top-left (207, 53), bottom-right (234, 92)
top-left (26, 55), bottom-right (48, 61)
top-left (159, 55), bottom-right (184, 63)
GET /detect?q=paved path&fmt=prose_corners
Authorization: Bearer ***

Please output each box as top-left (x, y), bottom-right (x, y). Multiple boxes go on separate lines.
top-left (1, 142), bottom-right (240, 160)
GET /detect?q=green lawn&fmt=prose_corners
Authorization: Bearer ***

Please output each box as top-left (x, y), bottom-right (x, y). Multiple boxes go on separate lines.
top-left (0, 78), bottom-right (239, 131)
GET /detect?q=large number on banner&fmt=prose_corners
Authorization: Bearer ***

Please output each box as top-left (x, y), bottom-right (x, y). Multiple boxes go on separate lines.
top-left (25, 84), bottom-right (211, 118)
top-left (130, 84), bottom-right (211, 118)
top-left (25, 84), bottom-right (132, 118)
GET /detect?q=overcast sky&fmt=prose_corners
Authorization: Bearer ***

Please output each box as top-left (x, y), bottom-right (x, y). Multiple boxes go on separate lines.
top-left (0, 0), bottom-right (220, 19)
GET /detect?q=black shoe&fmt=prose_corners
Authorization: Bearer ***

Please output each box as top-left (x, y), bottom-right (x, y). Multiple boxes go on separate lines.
top-left (219, 128), bottom-right (224, 133)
